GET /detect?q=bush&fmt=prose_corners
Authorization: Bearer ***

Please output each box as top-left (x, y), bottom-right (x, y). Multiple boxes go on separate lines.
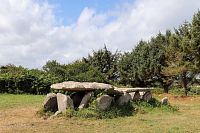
top-left (64, 101), bottom-right (135, 119)
top-left (134, 98), bottom-right (178, 114)
top-left (0, 66), bottom-right (59, 94)
top-left (169, 87), bottom-right (200, 95)
top-left (63, 97), bottom-right (178, 119)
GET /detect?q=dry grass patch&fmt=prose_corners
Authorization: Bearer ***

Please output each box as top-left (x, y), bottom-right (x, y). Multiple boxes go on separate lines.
top-left (0, 94), bottom-right (200, 133)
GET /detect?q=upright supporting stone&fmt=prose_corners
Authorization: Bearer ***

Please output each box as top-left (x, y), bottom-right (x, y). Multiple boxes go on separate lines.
top-left (130, 91), bottom-right (141, 101)
top-left (43, 93), bottom-right (58, 112)
top-left (161, 97), bottom-right (168, 105)
top-left (96, 95), bottom-right (113, 111)
top-left (139, 92), bottom-right (145, 99)
top-left (117, 93), bottom-right (132, 105)
top-left (57, 93), bottom-right (74, 113)
top-left (142, 91), bottom-right (152, 102)
top-left (71, 92), bottom-right (85, 108)
top-left (78, 92), bottom-right (93, 109)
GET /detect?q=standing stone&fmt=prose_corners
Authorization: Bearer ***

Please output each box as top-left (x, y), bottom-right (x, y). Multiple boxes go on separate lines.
top-left (161, 97), bottom-right (168, 105)
top-left (43, 93), bottom-right (58, 112)
top-left (96, 95), bottom-right (113, 111)
top-left (71, 92), bottom-right (85, 108)
top-left (139, 92), bottom-right (145, 99)
top-left (78, 92), bottom-right (93, 109)
top-left (143, 91), bottom-right (152, 102)
top-left (117, 93), bottom-right (132, 105)
top-left (130, 91), bottom-right (141, 101)
top-left (57, 93), bottom-right (74, 113)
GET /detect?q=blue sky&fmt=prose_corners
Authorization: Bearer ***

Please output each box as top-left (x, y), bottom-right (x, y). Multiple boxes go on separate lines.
top-left (48, 0), bottom-right (134, 25)
top-left (0, 0), bottom-right (200, 68)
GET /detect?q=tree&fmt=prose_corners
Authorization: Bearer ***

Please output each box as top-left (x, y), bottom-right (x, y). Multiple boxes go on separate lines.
top-left (118, 36), bottom-right (166, 87)
top-left (86, 45), bottom-right (119, 83)
top-left (191, 10), bottom-right (200, 71)
top-left (162, 22), bottom-right (194, 95)
top-left (43, 60), bottom-right (66, 81)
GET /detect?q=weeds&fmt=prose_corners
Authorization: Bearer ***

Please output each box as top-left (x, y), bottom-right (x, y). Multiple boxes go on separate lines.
top-left (63, 98), bottom-right (178, 119)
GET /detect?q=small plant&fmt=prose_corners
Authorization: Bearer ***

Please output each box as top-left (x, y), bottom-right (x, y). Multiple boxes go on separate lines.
top-left (36, 107), bottom-right (54, 118)
top-left (63, 100), bottom-right (135, 119)
top-left (134, 98), bottom-right (178, 114)
top-left (65, 108), bottom-right (75, 118)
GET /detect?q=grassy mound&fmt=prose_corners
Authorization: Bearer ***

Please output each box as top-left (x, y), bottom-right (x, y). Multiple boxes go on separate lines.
top-left (65, 101), bottom-right (135, 119)
top-left (60, 98), bottom-right (178, 119)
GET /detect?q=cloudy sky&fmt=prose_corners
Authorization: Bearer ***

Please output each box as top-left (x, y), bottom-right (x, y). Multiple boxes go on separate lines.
top-left (0, 0), bottom-right (200, 68)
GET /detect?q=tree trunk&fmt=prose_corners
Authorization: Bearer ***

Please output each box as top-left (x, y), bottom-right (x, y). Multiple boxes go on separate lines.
top-left (181, 71), bottom-right (188, 96)
top-left (164, 86), bottom-right (169, 93)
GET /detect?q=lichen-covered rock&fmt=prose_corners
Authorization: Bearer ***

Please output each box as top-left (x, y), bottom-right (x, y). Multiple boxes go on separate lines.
top-left (78, 92), bottom-right (93, 109)
top-left (43, 93), bottom-right (58, 112)
top-left (130, 91), bottom-right (141, 101)
top-left (117, 93), bottom-right (131, 105)
top-left (57, 93), bottom-right (74, 113)
top-left (142, 91), bottom-right (152, 102)
top-left (96, 95), bottom-right (113, 110)
top-left (161, 97), bottom-right (168, 105)
top-left (51, 81), bottom-right (114, 91)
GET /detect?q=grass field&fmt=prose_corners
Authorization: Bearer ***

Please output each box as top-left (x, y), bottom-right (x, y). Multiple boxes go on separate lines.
top-left (0, 93), bottom-right (200, 133)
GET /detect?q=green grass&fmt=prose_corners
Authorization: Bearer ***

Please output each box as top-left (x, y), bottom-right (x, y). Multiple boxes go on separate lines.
top-left (1, 94), bottom-right (200, 133)
top-left (63, 98), bottom-right (177, 119)
top-left (64, 102), bottom-right (135, 119)
top-left (153, 86), bottom-right (200, 96)
top-left (0, 94), bottom-right (44, 110)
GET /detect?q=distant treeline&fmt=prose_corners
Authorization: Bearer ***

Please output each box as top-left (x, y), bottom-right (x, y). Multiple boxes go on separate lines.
top-left (0, 11), bottom-right (200, 95)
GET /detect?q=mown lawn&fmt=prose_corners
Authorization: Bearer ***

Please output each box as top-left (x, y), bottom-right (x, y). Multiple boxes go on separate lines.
top-left (0, 94), bottom-right (44, 110)
top-left (0, 93), bottom-right (200, 133)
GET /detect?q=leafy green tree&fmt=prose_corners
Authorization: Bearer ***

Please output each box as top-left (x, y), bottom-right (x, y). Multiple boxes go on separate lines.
top-left (118, 34), bottom-right (167, 88)
top-left (191, 10), bottom-right (200, 71)
top-left (43, 60), bottom-right (66, 81)
top-left (86, 45), bottom-right (119, 83)
top-left (162, 22), bottom-right (195, 95)
top-left (64, 60), bottom-right (106, 82)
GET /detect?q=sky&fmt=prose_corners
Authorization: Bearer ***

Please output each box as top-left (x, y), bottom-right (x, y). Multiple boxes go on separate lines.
top-left (0, 0), bottom-right (200, 68)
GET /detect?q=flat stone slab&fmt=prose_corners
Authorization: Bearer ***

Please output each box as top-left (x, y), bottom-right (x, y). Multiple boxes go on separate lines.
top-left (114, 87), bottom-right (153, 93)
top-left (51, 81), bottom-right (114, 91)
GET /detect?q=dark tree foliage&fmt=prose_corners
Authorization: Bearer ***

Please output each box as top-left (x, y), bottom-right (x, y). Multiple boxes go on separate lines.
top-left (118, 35), bottom-right (166, 87)
top-left (0, 65), bottom-right (58, 94)
top-left (86, 45), bottom-right (120, 83)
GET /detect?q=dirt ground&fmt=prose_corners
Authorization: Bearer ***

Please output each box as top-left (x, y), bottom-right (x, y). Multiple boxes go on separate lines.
top-left (1, 94), bottom-right (200, 133)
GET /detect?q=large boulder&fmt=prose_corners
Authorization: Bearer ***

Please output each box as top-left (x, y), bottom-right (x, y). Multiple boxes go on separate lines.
top-left (78, 92), bottom-right (93, 109)
top-left (96, 95), bottom-right (113, 111)
top-left (57, 93), bottom-right (74, 113)
top-left (161, 97), bottom-right (168, 105)
top-left (130, 91), bottom-right (141, 101)
top-left (71, 92), bottom-right (85, 108)
top-left (43, 93), bottom-right (58, 112)
top-left (142, 91), bottom-right (152, 102)
top-left (117, 93), bottom-right (131, 105)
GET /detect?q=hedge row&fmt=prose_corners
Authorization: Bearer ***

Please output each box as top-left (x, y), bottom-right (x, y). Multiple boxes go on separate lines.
top-left (0, 71), bottom-right (59, 94)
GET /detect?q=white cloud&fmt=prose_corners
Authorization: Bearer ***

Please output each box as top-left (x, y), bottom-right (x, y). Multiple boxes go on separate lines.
top-left (0, 0), bottom-right (200, 68)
